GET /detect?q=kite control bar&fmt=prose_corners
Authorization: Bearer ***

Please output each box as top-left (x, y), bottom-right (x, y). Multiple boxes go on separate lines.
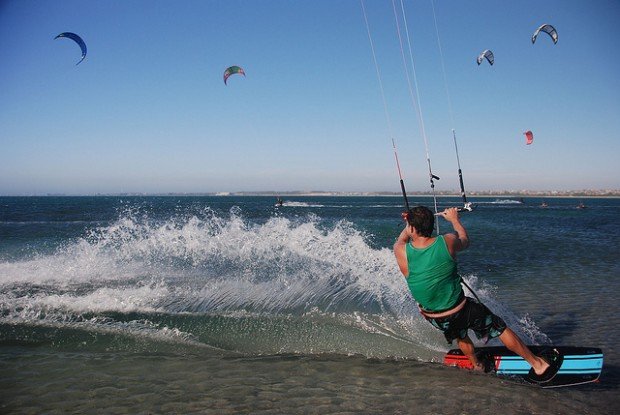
top-left (459, 202), bottom-right (475, 212)
top-left (434, 202), bottom-right (475, 216)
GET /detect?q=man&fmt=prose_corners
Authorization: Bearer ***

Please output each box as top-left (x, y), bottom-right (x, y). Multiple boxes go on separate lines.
top-left (393, 206), bottom-right (561, 383)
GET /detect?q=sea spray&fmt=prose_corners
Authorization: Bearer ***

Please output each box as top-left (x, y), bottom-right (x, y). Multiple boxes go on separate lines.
top-left (459, 274), bottom-right (550, 345)
top-left (0, 205), bottom-right (547, 359)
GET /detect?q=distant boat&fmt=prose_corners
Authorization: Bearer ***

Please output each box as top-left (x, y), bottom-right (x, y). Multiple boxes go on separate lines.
top-left (577, 202), bottom-right (586, 209)
top-left (540, 201), bottom-right (548, 208)
top-left (275, 197), bottom-right (284, 207)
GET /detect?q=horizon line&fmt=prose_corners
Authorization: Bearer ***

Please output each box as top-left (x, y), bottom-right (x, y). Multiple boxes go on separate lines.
top-left (2, 189), bottom-right (619, 197)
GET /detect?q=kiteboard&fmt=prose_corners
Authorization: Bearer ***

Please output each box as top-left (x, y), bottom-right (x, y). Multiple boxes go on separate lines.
top-left (444, 346), bottom-right (603, 388)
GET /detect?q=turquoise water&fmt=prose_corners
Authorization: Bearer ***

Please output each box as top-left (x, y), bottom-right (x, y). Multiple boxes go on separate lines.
top-left (1, 196), bottom-right (618, 414)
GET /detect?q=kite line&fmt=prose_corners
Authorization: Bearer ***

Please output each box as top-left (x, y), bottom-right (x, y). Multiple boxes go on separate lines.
top-left (430, 0), bottom-right (473, 211)
top-left (362, 0), bottom-right (479, 235)
top-left (360, 0), bottom-right (411, 212)
top-left (392, 0), bottom-right (441, 231)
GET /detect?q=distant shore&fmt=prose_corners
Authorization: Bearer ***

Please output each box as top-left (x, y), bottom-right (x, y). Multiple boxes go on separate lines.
top-left (213, 190), bottom-right (620, 198)
top-left (5, 190), bottom-right (619, 198)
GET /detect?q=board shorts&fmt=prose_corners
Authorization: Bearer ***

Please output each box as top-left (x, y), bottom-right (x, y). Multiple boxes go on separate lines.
top-left (423, 297), bottom-right (507, 344)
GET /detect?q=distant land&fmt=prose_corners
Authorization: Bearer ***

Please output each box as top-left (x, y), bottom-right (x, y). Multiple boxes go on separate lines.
top-left (25, 189), bottom-right (620, 197)
top-left (211, 189), bottom-right (620, 197)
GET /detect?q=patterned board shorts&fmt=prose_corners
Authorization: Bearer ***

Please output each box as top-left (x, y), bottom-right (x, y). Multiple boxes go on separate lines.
top-left (424, 297), bottom-right (507, 344)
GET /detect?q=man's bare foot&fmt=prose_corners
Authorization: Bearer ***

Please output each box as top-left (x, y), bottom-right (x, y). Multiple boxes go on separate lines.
top-left (527, 349), bottom-right (563, 383)
top-left (532, 356), bottom-right (550, 376)
top-left (473, 361), bottom-right (486, 372)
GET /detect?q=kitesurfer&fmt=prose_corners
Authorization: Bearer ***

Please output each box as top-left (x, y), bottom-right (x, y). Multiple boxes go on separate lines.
top-left (393, 206), bottom-right (561, 382)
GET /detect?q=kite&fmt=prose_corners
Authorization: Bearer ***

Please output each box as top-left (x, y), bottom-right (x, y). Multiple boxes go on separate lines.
top-left (224, 66), bottom-right (245, 85)
top-left (476, 49), bottom-right (494, 66)
top-left (531, 24), bottom-right (558, 44)
top-left (54, 32), bottom-right (87, 65)
top-left (524, 130), bottom-right (534, 145)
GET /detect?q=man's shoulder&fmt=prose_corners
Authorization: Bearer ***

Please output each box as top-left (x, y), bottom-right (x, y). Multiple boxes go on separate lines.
top-left (393, 240), bottom-right (407, 255)
top-left (441, 233), bottom-right (457, 242)
top-left (441, 233), bottom-right (460, 252)
top-left (443, 232), bottom-right (467, 253)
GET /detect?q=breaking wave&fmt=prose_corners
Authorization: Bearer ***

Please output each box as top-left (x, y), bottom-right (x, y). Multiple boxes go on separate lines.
top-left (0, 206), bottom-right (549, 359)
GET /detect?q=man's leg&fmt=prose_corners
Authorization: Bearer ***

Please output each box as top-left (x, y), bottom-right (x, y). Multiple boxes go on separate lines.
top-left (456, 335), bottom-right (485, 371)
top-left (499, 328), bottom-right (549, 375)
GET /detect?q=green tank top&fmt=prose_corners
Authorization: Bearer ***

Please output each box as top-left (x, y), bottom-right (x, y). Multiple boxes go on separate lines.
top-left (406, 235), bottom-right (463, 312)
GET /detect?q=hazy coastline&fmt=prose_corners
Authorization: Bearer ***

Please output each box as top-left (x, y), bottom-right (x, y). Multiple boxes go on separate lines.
top-left (6, 190), bottom-right (619, 198)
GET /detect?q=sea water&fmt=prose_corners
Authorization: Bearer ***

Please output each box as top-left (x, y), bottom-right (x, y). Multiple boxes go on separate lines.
top-left (0, 196), bottom-right (618, 414)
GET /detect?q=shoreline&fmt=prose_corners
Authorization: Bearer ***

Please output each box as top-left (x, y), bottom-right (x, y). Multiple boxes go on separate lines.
top-left (1, 192), bottom-right (619, 198)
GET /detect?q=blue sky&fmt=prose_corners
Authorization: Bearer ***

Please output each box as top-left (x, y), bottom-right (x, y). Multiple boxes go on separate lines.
top-left (1, 0), bottom-right (619, 195)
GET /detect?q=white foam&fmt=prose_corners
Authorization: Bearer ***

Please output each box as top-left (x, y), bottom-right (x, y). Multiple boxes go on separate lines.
top-left (281, 201), bottom-right (324, 207)
top-left (0, 207), bottom-right (548, 356)
top-left (460, 274), bottom-right (550, 345)
top-left (477, 199), bottom-right (523, 205)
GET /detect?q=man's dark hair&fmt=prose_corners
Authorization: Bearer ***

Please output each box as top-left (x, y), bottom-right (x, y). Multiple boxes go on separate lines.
top-left (406, 206), bottom-right (434, 237)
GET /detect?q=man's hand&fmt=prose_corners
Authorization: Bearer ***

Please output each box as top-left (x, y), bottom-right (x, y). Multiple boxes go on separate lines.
top-left (440, 207), bottom-right (469, 254)
top-left (439, 207), bottom-right (460, 223)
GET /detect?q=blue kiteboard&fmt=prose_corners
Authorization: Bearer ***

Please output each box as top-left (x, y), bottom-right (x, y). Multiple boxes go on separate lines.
top-left (444, 346), bottom-right (603, 388)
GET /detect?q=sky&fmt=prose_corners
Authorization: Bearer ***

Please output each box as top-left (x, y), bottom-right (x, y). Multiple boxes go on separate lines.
top-left (1, 0), bottom-right (619, 195)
